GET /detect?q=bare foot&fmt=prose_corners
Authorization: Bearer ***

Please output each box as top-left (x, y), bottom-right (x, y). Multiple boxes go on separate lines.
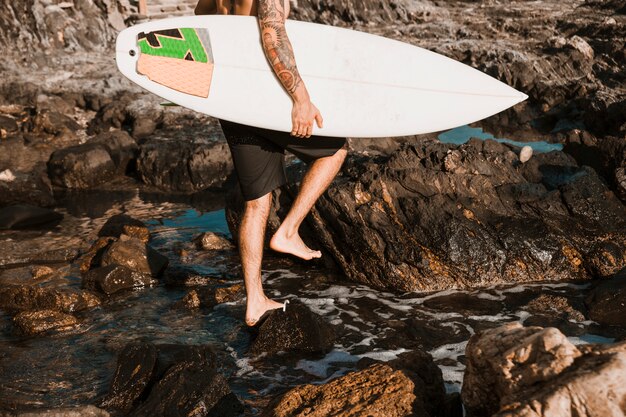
top-left (269, 228), bottom-right (322, 260)
top-left (245, 297), bottom-right (285, 327)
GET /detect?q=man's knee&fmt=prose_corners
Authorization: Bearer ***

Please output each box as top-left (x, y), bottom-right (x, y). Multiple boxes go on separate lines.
top-left (244, 192), bottom-right (272, 213)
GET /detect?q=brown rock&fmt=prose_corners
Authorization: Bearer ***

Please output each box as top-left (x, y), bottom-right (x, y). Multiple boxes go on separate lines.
top-left (79, 236), bottom-right (115, 274)
top-left (0, 285), bottom-right (100, 314)
top-left (13, 309), bottom-right (78, 335)
top-left (462, 322), bottom-right (626, 417)
top-left (262, 349), bottom-right (445, 417)
top-left (100, 235), bottom-right (168, 277)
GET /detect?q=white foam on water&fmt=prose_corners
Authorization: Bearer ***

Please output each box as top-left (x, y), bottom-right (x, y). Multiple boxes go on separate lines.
top-left (439, 364), bottom-right (465, 386)
top-left (430, 341), bottom-right (468, 362)
top-left (354, 336), bottom-right (376, 346)
top-left (362, 292), bottom-right (414, 312)
top-left (515, 310), bottom-right (532, 324)
top-left (473, 291), bottom-right (505, 301)
top-left (467, 313), bottom-right (514, 322)
top-left (295, 349), bottom-right (360, 378)
top-left (357, 348), bottom-right (408, 362)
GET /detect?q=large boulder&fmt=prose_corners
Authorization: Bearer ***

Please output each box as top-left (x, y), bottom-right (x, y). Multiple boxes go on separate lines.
top-left (136, 138), bottom-right (233, 192)
top-left (227, 139), bottom-right (626, 292)
top-left (82, 264), bottom-right (157, 295)
top-left (461, 322), bottom-right (626, 417)
top-left (261, 349), bottom-right (445, 417)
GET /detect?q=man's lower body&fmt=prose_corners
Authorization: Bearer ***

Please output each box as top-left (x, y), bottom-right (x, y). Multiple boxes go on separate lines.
top-left (219, 119), bottom-right (348, 326)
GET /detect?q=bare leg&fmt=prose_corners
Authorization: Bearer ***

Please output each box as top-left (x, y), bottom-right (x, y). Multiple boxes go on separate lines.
top-left (270, 145), bottom-right (348, 260)
top-left (240, 192), bottom-right (284, 325)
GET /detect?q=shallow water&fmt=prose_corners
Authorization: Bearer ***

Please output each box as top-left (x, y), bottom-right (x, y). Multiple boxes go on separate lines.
top-left (0, 128), bottom-right (613, 414)
top-left (439, 125), bottom-right (564, 153)
top-left (0, 194), bottom-right (616, 414)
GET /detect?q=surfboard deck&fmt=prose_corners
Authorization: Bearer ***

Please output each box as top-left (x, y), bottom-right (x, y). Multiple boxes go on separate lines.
top-left (115, 15), bottom-right (527, 138)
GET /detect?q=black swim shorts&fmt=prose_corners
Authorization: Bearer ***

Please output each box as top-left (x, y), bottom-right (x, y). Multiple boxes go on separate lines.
top-left (219, 119), bottom-right (346, 201)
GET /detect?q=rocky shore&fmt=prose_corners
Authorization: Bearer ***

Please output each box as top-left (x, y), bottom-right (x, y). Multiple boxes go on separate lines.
top-left (0, 0), bottom-right (624, 416)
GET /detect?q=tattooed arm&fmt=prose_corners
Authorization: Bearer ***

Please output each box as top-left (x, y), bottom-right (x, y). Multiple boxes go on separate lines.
top-left (258, 0), bottom-right (323, 138)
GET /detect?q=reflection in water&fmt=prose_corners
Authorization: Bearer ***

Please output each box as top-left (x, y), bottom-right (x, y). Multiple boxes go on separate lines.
top-left (439, 125), bottom-right (564, 153)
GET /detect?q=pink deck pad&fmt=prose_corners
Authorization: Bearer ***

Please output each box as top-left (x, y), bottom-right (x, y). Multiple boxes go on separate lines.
top-left (137, 54), bottom-right (213, 98)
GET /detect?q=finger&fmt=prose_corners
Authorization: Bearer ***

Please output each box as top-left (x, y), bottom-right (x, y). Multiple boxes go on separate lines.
top-left (291, 122), bottom-right (298, 136)
top-left (315, 113), bottom-right (323, 128)
top-left (305, 124), bottom-right (313, 138)
top-left (299, 124), bottom-right (307, 138)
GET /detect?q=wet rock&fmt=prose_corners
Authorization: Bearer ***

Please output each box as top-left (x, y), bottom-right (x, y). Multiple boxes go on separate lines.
top-left (522, 294), bottom-right (587, 335)
top-left (100, 342), bottom-right (158, 414)
top-left (174, 289), bottom-right (201, 309)
top-left (249, 299), bottom-right (335, 356)
top-left (585, 270), bottom-right (626, 327)
top-left (136, 138), bottom-right (233, 192)
top-left (229, 140), bottom-right (626, 292)
top-left (47, 143), bottom-right (117, 189)
top-left (91, 130), bottom-right (139, 175)
top-left (175, 284), bottom-right (245, 310)
top-left (98, 214), bottom-right (150, 242)
top-left (461, 322), bottom-right (626, 417)
top-left (193, 232), bottom-right (233, 250)
top-left (0, 247), bottom-right (79, 268)
top-left (100, 235), bottom-right (168, 277)
top-left (13, 309), bottom-right (78, 335)
top-left (79, 237), bottom-right (116, 274)
top-left (7, 405), bottom-right (110, 416)
top-left (0, 204), bottom-right (62, 229)
top-left (262, 349), bottom-right (445, 417)
top-left (0, 285), bottom-right (100, 314)
top-left (83, 264), bottom-right (156, 295)
top-left (31, 265), bottom-right (55, 280)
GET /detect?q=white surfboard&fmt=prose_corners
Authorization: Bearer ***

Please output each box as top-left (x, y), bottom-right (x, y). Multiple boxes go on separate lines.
top-left (115, 15), bottom-right (527, 138)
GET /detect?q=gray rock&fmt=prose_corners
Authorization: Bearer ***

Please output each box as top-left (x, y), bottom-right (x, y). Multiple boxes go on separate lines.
top-left (91, 130), bottom-right (138, 175)
top-left (7, 405), bottom-right (109, 417)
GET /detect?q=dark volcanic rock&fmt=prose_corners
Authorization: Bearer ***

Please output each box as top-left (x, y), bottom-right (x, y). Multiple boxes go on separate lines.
top-left (249, 299), bottom-right (335, 356)
top-left (174, 284), bottom-right (245, 310)
top-left (585, 269), bottom-right (626, 327)
top-left (33, 110), bottom-right (80, 138)
top-left (0, 204), bottom-right (62, 229)
top-left (136, 138), bottom-right (233, 192)
top-left (461, 322), bottom-right (626, 417)
top-left (82, 264), bottom-right (156, 295)
top-left (229, 140), bottom-right (626, 292)
top-left (193, 232), bottom-right (233, 250)
top-left (13, 309), bottom-right (79, 335)
top-left (100, 235), bottom-right (168, 277)
top-left (262, 349), bottom-right (445, 417)
top-left (100, 342), bottom-right (158, 414)
top-left (47, 143), bottom-right (117, 189)
top-left (0, 248), bottom-right (78, 268)
top-left (98, 214), bottom-right (150, 242)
